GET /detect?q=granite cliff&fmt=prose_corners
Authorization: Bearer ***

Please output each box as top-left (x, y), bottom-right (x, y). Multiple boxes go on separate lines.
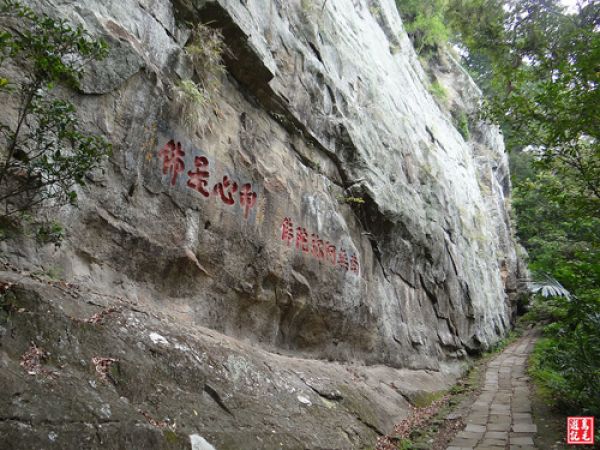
top-left (0, 0), bottom-right (522, 448)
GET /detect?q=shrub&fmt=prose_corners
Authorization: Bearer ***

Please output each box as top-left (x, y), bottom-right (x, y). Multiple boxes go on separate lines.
top-left (35, 220), bottom-right (64, 246)
top-left (395, 0), bottom-right (450, 54)
top-left (185, 23), bottom-right (226, 100)
top-left (174, 23), bottom-right (227, 133)
top-left (0, 0), bottom-right (110, 217)
top-left (336, 195), bottom-right (365, 205)
top-left (174, 79), bottom-right (208, 129)
top-left (454, 110), bottom-right (470, 140)
top-left (429, 81), bottom-right (448, 104)
top-left (527, 293), bottom-right (600, 415)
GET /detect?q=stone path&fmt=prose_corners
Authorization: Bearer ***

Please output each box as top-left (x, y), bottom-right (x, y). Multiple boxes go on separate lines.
top-left (447, 331), bottom-right (538, 450)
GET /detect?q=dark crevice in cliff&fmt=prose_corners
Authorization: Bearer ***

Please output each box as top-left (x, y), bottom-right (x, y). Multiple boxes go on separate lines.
top-left (203, 383), bottom-right (235, 416)
top-left (303, 382), bottom-right (344, 402)
top-left (355, 414), bottom-right (384, 438)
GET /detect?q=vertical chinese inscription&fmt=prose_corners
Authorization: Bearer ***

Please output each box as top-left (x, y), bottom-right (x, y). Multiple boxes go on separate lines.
top-left (158, 140), bottom-right (185, 185)
top-left (239, 183), bottom-right (258, 219)
top-left (187, 156), bottom-right (210, 197)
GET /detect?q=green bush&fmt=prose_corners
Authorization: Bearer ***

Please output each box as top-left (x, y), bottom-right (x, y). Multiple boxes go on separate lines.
top-left (36, 221), bottom-right (64, 246)
top-left (429, 81), bottom-right (448, 104)
top-left (395, 0), bottom-right (450, 54)
top-left (0, 0), bottom-right (110, 217)
top-left (454, 110), bottom-right (470, 140)
top-left (184, 23), bottom-right (226, 100)
top-left (528, 294), bottom-right (600, 415)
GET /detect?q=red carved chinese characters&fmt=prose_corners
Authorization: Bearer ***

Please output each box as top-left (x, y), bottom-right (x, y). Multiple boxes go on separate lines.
top-left (311, 234), bottom-right (325, 260)
top-left (281, 218), bottom-right (294, 246)
top-left (187, 156), bottom-right (210, 197)
top-left (350, 254), bottom-right (360, 275)
top-left (338, 249), bottom-right (349, 271)
top-left (157, 139), bottom-right (258, 221)
top-left (239, 183), bottom-right (257, 219)
top-left (326, 243), bottom-right (337, 265)
top-left (279, 216), bottom-right (360, 277)
top-left (213, 176), bottom-right (238, 205)
top-left (296, 227), bottom-right (309, 253)
top-left (158, 140), bottom-right (185, 185)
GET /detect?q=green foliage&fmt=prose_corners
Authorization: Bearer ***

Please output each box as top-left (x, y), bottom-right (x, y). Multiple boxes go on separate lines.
top-left (337, 195), bottom-right (365, 205)
top-left (185, 23), bottom-right (226, 100)
top-left (174, 79), bottom-right (209, 130)
top-left (484, 328), bottom-right (521, 355)
top-left (513, 151), bottom-right (599, 416)
top-left (396, 0), bottom-right (450, 54)
top-left (528, 273), bottom-right (571, 299)
top-left (35, 220), bottom-right (64, 246)
top-left (453, 110), bottom-right (470, 140)
top-left (175, 23), bottom-right (226, 132)
top-left (428, 80), bottom-right (448, 104)
top-left (178, 79), bottom-right (206, 102)
top-left (513, 168), bottom-right (599, 299)
top-left (32, 265), bottom-right (63, 280)
top-left (454, 0), bottom-right (599, 197)
top-left (0, 0), bottom-right (110, 217)
top-left (397, 439), bottom-right (413, 450)
top-left (528, 294), bottom-right (600, 415)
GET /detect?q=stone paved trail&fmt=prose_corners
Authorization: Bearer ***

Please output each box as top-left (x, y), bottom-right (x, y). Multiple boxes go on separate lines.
top-left (447, 330), bottom-right (538, 450)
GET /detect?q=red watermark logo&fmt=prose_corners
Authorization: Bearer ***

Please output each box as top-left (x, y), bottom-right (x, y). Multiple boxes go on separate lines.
top-left (567, 417), bottom-right (594, 445)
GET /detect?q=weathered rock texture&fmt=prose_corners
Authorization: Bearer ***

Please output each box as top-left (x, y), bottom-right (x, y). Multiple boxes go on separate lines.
top-left (0, 0), bottom-right (520, 448)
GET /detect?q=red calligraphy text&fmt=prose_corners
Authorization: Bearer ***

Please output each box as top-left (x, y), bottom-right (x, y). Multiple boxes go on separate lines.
top-left (350, 254), bottom-right (360, 274)
top-left (213, 176), bottom-right (238, 205)
top-left (296, 227), bottom-right (309, 253)
top-left (187, 156), bottom-right (210, 197)
top-left (281, 217), bottom-right (294, 246)
top-left (338, 249), bottom-right (349, 271)
top-left (239, 183), bottom-right (257, 219)
top-left (311, 234), bottom-right (325, 260)
top-left (158, 140), bottom-right (185, 186)
top-left (277, 216), bottom-right (360, 277)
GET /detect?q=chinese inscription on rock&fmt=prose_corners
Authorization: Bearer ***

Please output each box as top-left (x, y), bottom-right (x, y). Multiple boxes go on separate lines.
top-left (157, 139), bottom-right (257, 219)
top-left (281, 217), bottom-right (360, 276)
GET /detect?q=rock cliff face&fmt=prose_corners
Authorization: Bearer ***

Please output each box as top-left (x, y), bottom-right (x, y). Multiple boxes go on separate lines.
top-left (0, 0), bottom-right (520, 448)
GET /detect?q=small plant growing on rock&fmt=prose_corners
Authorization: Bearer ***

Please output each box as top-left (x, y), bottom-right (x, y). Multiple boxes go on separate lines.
top-left (396, 0), bottom-right (450, 54)
top-left (428, 80), bottom-right (448, 105)
top-left (454, 110), bottom-right (470, 140)
top-left (174, 79), bottom-right (208, 129)
top-left (185, 23), bottom-right (226, 102)
top-left (336, 195), bottom-right (365, 205)
top-left (0, 0), bottom-right (111, 218)
top-left (35, 220), bottom-right (64, 246)
top-left (175, 23), bottom-right (227, 133)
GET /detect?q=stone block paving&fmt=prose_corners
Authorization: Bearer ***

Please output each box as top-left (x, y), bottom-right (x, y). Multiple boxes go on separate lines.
top-left (446, 330), bottom-right (538, 450)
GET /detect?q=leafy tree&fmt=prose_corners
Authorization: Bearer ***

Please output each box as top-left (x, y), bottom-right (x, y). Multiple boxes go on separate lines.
top-left (395, 0), bottom-right (451, 53)
top-left (453, 0), bottom-right (599, 203)
top-left (0, 0), bottom-right (110, 217)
